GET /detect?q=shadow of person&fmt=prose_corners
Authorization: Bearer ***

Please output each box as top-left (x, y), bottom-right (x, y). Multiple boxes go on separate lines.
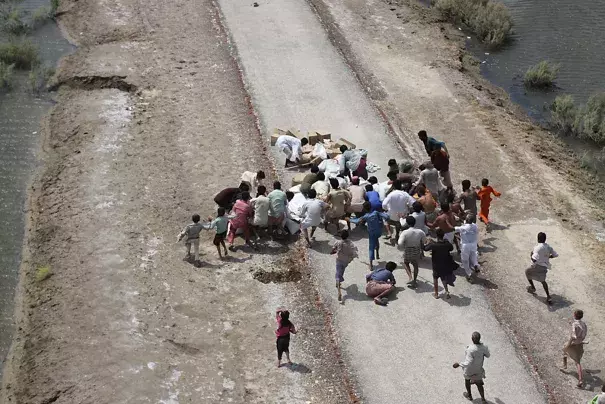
top-left (473, 276), bottom-right (499, 290)
top-left (288, 363), bottom-right (312, 374)
top-left (388, 286), bottom-right (405, 301)
top-left (343, 283), bottom-right (368, 302)
top-left (488, 222), bottom-right (510, 232)
top-left (545, 293), bottom-right (573, 312)
top-left (410, 279), bottom-right (434, 294)
top-left (582, 369), bottom-right (602, 392)
top-left (443, 293), bottom-right (472, 307)
top-left (309, 238), bottom-right (333, 254)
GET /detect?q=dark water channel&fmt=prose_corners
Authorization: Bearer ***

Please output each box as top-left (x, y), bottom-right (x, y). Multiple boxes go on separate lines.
top-left (463, 0), bottom-right (605, 173)
top-left (0, 1), bottom-right (73, 374)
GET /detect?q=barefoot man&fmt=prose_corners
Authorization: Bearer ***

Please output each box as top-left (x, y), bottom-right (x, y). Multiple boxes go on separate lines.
top-left (525, 232), bottom-right (558, 305)
top-left (561, 309), bottom-right (588, 388)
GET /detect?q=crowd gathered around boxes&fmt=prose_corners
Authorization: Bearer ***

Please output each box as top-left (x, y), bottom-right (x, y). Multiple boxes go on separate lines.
top-left (175, 128), bottom-right (596, 398)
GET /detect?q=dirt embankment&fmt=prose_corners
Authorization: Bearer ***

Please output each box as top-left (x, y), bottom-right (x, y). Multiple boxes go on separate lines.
top-left (0, 0), bottom-right (355, 403)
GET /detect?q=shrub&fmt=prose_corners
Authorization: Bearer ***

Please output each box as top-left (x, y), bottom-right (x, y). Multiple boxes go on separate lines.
top-left (551, 95), bottom-right (576, 134)
top-left (35, 265), bottom-right (52, 282)
top-left (524, 61), bottom-right (559, 88)
top-left (0, 3), bottom-right (30, 35)
top-left (51, 0), bottom-right (60, 15)
top-left (0, 38), bottom-right (40, 69)
top-left (435, 0), bottom-right (513, 48)
top-left (574, 93), bottom-right (605, 144)
top-left (31, 6), bottom-right (52, 27)
top-left (29, 64), bottom-right (55, 93)
top-left (0, 61), bottom-right (15, 88)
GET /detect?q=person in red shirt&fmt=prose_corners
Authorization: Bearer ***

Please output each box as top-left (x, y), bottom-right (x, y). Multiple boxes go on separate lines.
top-left (275, 309), bottom-right (297, 367)
top-left (477, 178), bottom-right (501, 225)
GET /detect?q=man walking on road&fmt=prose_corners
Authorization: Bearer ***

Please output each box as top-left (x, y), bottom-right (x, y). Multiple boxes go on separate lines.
top-left (525, 232), bottom-right (558, 304)
top-left (427, 203), bottom-right (459, 252)
top-left (331, 230), bottom-right (358, 301)
top-left (398, 216), bottom-right (426, 288)
top-left (455, 214), bottom-right (480, 283)
top-left (300, 189), bottom-right (327, 246)
top-left (424, 229), bottom-right (457, 299)
top-left (453, 331), bottom-right (490, 403)
top-left (418, 130), bottom-right (452, 188)
top-left (365, 262), bottom-right (398, 306)
top-left (560, 309), bottom-right (588, 388)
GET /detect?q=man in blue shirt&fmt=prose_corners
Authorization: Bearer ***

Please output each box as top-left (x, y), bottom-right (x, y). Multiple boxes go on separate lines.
top-left (350, 202), bottom-right (389, 270)
top-left (364, 184), bottom-right (382, 212)
top-left (365, 261), bottom-right (397, 305)
top-left (418, 130), bottom-right (448, 156)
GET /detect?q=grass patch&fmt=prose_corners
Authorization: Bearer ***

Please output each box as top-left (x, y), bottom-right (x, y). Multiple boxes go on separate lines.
top-left (51, 0), bottom-right (60, 15)
top-left (551, 95), bottom-right (576, 134)
top-left (31, 5), bottom-right (53, 27)
top-left (0, 61), bottom-right (15, 89)
top-left (551, 93), bottom-right (605, 145)
top-left (29, 64), bottom-right (55, 93)
top-left (524, 61), bottom-right (559, 88)
top-left (0, 3), bottom-right (30, 35)
top-left (434, 0), bottom-right (513, 48)
top-left (0, 38), bottom-right (40, 69)
top-left (35, 265), bottom-right (52, 282)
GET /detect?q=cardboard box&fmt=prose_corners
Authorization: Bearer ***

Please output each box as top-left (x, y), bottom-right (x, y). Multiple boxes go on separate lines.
top-left (271, 128), bottom-right (288, 145)
top-left (307, 131), bottom-right (321, 146)
top-left (291, 173), bottom-right (307, 187)
top-left (338, 137), bottom-right (356, 150)
top-left (316, 131), bottom-right (332, 141)
top-left (326, 148), bottom-right (342, 157)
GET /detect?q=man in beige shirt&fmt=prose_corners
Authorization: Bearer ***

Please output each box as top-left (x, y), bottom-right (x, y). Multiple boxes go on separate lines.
top-left (561, 309), bottom-right (588, 388)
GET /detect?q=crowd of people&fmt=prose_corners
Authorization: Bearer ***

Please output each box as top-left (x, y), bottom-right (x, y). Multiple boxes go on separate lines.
top-left (175, 129), bottom-right (595, 401)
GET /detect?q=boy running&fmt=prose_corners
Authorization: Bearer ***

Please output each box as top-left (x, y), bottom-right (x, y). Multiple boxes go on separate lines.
top-left (331, 230), bottom-right (359, 302)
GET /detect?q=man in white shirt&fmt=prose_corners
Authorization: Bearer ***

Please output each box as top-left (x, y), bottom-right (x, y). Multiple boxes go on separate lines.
top-left (453, 331), bottom-right (490, 402)
top-left (455, 214), bottom-right (480, 282)
top-left (275, 135), bottom-right (309, 167)
top-left (300, 189), bottom-right (327, 245)
top-left (241, 170), bottom-right (265, 194)
top-left (525, 232), bottom-right (558, 304)
top-left (398, 216), bottom-right (426, 288)
top-left (250, 185), bottom-right (270, 228)
top-left (382, 180), bottom-right (415, 242)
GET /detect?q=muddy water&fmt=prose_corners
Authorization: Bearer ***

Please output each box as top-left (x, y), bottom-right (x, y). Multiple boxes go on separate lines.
top-left (0, 4), bottom-right (73, 373)
top-left (466, 0), bottom-right (605, 121)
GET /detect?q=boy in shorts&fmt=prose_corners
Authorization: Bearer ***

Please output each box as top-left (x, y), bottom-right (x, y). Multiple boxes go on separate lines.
top-left (208, 207), bottom-right (229, 258)
top-left (330, 230), bottom-right (358, 302)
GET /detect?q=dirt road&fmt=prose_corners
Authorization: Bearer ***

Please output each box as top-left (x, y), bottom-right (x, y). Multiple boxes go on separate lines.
top-left (2, 0), bottom-right (605, 403)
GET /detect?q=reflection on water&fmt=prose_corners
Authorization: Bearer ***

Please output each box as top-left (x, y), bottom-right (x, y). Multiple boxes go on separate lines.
top-left (467, 0), bottom-right (605, 121)
top-left (0, 3), bottom-right (74, 374)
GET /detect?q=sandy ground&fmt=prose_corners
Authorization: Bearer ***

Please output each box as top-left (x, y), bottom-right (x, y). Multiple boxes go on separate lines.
top-left (2, 0), bottom-right (605, 403)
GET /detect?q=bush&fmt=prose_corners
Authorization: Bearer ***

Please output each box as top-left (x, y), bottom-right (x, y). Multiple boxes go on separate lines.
top-left (0, 61), bottom-right (15, 88)
top-left (31, 6), bottom-right (52, 27)
top-left (51, 0), bottom-right (60, 15)
top-left (551, 95), bottom-right (576, 134)
top-left (0, 38), bottom-right (40, 69)
top-left (0, 3), bottom-right (30, 35)
top-left (574, 93), bottom-right (605, 144)
top-left (29, 64), bottom-right (55, 93)
top-left (524, 61), bottom-right (559, 88)
top-left (435, 0), bottom-right (513, 48)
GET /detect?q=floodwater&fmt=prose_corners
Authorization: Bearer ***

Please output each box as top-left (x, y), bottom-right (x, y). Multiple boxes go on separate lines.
top-left (0, 2), bottom-right (74, 374)
top-left (466, 0), bottom-right (605, 121)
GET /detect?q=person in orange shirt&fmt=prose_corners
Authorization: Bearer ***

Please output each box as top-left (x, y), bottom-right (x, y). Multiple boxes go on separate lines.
top-left (477, 178), bottom-right (501, 224)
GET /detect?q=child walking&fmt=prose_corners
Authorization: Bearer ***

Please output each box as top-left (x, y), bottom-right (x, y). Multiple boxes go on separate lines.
top-left (275, 309), bottom-right (297, 368)
top-left (177, 214), bottom-right (205, 265)
top-left (330, 230), bottom-right (359, 301)
top-left (207, 207), bottom-right (229, 258)
top-left (477, 178), bottom-right (501, 225)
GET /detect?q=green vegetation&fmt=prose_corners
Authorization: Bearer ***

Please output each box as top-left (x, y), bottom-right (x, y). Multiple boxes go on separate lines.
top-left (29, 64), bottom-right (55, 93)
top-left (0, 3), bottom-right (29, 35)
top-left (524, 61), bottom-right (559, 88)
top-left (0, 38), bottom-right (40, 69)
top-left (0, 61), bottom-right (15, 88)
top-left (51, 0), bottom-right (59, 15)
top-left (434, 0), bottom-right (513, 48)
top-left (31, 6), bottom-right (53, 27)
top-left (35, 265), bottom-right (52, 282)
top-left (551, 93), bottom-right (605, 145)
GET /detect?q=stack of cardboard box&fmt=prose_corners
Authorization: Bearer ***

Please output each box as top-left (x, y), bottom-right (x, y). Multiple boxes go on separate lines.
top-left (270, 128), bottom-right (356, 164)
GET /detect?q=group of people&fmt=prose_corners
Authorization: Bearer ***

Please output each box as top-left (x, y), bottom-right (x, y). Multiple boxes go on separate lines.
top-left (175, 129), bottom-right (595, 400)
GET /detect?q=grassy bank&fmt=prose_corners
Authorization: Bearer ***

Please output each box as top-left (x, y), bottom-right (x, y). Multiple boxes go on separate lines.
top-left (434, 0), bottom-right (513, 48)
top-left (552, 93), bottom-right (605, 145)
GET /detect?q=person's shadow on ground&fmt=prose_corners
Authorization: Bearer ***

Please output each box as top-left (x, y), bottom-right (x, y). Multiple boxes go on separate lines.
top-left (287, 363), bottom-right (312, 374)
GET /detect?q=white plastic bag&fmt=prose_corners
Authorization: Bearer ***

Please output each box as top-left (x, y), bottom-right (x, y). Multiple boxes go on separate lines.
top-left (312, 143), bottom-right (328, 160)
